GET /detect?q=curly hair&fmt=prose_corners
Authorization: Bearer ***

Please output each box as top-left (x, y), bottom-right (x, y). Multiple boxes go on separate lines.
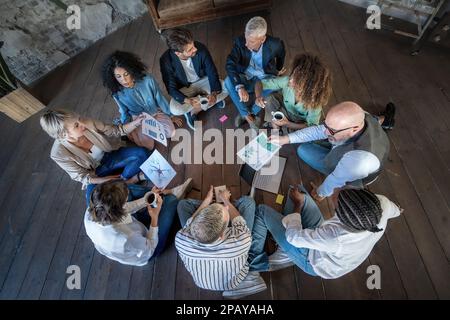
top-left (101, 51), bottom-right (147, 94)
top-left (290, 53), bottom-right (332, 110)
top-left (336, 189), bottom-right (384, 233)
top-left (88, 181), bottom-right (129, 225)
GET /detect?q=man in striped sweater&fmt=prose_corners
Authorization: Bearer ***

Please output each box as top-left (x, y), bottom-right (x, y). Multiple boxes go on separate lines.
top-left (175, 186), bottom-right (267, 299)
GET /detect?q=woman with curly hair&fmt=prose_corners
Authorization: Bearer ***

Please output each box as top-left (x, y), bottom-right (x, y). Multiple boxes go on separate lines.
top-left (255, 53), bottom-right (332, 131)
top-left (102, 51), bottom-right (182, 150)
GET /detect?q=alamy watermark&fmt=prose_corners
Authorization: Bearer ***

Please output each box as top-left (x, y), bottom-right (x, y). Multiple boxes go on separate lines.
top-left (66, 5), bottom-right (81, 30)
top-left (366, 5), bottom-right (381, 30)
top-left (170, 123), bottom-right (281, 175)
top-left (66, 265), bottom-right (81, 290)
top-left (65, 263), bottom-right (381, 290)
top-left (366, 265), bottom-right (381, 290)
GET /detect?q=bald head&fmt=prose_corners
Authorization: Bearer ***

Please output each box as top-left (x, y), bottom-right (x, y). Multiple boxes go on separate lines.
top-left (324, 101), bottom-right (365, 142)
top-left (326, 101), bottom-right (365, 129)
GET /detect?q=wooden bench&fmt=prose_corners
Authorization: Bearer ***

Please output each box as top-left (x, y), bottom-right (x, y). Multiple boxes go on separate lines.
top-left (146, 0), bottom-right (272, 31)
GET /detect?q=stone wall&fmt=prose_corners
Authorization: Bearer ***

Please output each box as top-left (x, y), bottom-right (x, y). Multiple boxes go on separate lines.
top-left (0, 0), bottom-right (147, 85)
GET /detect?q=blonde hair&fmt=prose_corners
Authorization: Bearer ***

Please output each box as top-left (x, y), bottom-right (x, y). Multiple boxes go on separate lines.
top-left (245, 16), bottom-right (267, 38)
top-left (40, 109), bottom-right (77, 139)
top-left (189, 203), bottom-right (228, 243)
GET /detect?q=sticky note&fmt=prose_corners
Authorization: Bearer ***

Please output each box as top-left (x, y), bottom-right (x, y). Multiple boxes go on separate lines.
top-left (219, 115), bottom-right (228, 123)
top-left (276, 194), bottom-right (284, 205)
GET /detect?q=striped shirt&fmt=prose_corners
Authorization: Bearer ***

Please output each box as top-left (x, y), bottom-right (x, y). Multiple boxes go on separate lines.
top-left (175, 216), bottom-right (252, 291)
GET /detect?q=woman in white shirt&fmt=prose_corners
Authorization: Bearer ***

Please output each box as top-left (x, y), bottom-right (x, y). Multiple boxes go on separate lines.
top-left (84, 181), bottom-right (179, 266)
top-left (256, 186), bottom-right (401, 279)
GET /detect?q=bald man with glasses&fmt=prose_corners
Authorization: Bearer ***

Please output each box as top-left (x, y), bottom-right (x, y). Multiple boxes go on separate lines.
top-left (270, 101), bottom-right (390, 201)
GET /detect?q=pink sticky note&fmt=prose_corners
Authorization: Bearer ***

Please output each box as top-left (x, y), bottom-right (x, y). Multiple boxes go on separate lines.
top-left (219, 115), bottom-right (228, 123)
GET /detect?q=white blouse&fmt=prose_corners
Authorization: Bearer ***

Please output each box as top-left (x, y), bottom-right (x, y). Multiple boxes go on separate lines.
top-left (84, 194), bottom-right (158, 266)
top-left (283, 194), bottom-right (401, 279)
top-left (88, 144), bottom-right (105, 162)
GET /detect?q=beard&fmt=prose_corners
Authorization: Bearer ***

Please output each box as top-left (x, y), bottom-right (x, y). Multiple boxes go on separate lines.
top-left (328, 136), bottom-right (349, 147)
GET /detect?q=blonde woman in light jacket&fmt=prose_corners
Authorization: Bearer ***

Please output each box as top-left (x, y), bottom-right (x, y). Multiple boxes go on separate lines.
top-left (40, 109), bottom-right (150, 204)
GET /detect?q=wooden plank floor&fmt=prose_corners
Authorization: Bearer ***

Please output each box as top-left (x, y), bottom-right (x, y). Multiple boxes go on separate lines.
top-left (0, 0), bottom-right (449, 300)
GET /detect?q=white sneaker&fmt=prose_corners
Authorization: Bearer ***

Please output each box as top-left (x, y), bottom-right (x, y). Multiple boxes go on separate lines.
top-left (170, 178), bottom-right (193, 200)
top-left (268, 247), bottom-right (294, 271)
top-left (222, 271), bottom-right (267, 299)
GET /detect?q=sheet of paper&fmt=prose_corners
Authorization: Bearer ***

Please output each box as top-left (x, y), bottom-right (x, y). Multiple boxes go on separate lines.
top-left (214, 185), bottom-right (227, 203)
top-left (141, 113), bottom-right (167, 146)
top-left (236, 132), bottom-right (281, 171)
top-left (139, 149), bottom-right (176, 189)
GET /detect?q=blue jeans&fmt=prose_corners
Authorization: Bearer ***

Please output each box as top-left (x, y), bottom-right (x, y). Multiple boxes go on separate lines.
top-left (296, 142), bottom-right (333, 175)
top-left (177, 196), bottom-right (266, 271)
top-left (134, 194), bottom-right (179, 257)
top-left (253, 185), bottom-right (324, 276)
top-left (224, 75), bottom-right (273, 117)
top-left (85, 146), bottom-right (151, 205)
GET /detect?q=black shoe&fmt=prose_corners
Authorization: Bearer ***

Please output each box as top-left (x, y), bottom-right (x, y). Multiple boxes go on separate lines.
top-left (380, 102), bottom-right (396, 130)
top-left (184, 112), bottom-right (197, 131)
top-left (214, 100), bottom-right (226, 109)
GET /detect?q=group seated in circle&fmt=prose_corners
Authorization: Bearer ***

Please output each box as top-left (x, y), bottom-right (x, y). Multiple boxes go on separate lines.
top-left (38, 15), bottom-right (398, 299)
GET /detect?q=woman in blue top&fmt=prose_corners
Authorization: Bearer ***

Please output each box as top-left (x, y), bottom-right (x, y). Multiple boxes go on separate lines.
top-left (102, 51), bottom-right (183, 150)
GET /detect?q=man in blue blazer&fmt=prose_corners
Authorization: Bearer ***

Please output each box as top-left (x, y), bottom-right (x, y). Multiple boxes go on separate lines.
top-left (160, 28), bottom-right (228, 130)
top-left (225, 16), bottom-right (286, 130)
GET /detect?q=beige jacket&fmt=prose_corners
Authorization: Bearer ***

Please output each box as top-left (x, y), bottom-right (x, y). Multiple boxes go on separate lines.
top-left (50, 118), bottom-right (130, 190)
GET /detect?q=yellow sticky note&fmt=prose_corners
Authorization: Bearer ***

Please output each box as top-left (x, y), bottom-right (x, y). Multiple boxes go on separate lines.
top-left (276, 194), bottom-right (284, 205)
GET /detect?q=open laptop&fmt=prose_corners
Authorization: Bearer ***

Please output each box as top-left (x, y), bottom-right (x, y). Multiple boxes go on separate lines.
top-left (239, 155), bottom-right (287, 195)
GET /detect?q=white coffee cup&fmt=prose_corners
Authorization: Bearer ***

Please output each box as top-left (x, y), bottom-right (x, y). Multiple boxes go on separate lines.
top-left (199, 96), bottom-right (209, 110)
top-left (271, 111), bottom-right (285, 121)
top-left (145, 192), bottom-right (158, 208)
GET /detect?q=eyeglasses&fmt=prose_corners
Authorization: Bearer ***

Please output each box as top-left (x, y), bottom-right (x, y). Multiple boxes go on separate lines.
top-left (322, 122), bottom-right (358, 136)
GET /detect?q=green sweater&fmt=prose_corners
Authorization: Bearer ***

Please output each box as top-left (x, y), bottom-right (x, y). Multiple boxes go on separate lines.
top-left (262, 76), bottom-right (322, 125)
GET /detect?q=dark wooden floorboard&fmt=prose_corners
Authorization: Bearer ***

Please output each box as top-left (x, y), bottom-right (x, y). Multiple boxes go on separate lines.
top-left (1, 1), bottom-right (449, 299)
top-left (16, 175), bottom-right (79, 299)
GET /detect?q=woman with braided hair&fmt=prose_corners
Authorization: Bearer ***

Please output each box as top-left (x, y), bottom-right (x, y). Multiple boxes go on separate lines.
top-left (335, 189), bottom-right (385, 233)
top-left (254, 187), bottom-right (402, 279)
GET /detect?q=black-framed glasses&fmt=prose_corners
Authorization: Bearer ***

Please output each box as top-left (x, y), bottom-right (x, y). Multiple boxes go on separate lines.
top-left (322, 122), bottom-right (358, 136)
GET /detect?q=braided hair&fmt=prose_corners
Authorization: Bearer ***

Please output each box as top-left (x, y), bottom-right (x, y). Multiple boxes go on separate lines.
top-left (336, 189), bottom-right (384, 233)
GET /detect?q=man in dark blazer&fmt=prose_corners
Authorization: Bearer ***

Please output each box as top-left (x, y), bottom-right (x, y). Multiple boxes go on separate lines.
top-left (160, 28), bottom-right (228, 130)
top-left (225, 16), bottom-right (286, 129)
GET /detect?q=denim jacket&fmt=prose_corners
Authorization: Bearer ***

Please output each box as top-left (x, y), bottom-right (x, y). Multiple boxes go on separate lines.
top-left (112, 74), bottom-right (171, 124)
